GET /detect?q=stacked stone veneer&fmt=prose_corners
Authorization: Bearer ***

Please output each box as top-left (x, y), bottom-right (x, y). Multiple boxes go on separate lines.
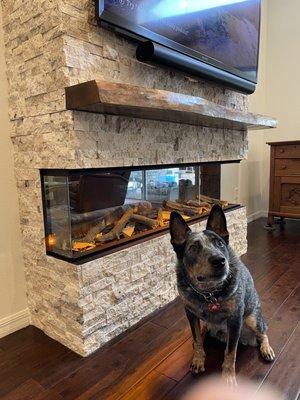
top-left (1, 0), bottom-right (248, 355)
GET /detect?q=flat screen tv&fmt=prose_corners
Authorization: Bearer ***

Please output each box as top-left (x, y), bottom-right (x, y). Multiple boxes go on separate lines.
top-left (97, 0), bottom-right (261, 93)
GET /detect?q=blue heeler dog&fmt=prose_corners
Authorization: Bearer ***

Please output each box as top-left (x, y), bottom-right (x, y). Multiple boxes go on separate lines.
top-left (169, 205), bottom-right (275, 385)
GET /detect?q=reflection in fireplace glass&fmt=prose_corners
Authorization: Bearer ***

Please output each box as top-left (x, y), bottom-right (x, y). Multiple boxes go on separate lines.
top-left (41, 164), bottom-right (239, 262)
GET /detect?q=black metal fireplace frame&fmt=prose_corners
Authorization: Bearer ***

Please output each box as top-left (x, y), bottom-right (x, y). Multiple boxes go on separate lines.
top-left (40, 160), bottom-right (241, 265)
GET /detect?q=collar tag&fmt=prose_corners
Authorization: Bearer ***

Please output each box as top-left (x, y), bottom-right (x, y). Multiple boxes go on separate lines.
top-left (208, 302), bottom-right (221, 312)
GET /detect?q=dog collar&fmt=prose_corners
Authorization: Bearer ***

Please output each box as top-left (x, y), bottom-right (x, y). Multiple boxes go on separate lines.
top-left (182, 275), bottom-right (221, 305)
top-left (207, 302), bottom-right (222, 312)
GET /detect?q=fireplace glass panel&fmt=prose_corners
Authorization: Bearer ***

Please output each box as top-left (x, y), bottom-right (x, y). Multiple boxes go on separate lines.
top-left (41, 163), bottom-right (239, 263)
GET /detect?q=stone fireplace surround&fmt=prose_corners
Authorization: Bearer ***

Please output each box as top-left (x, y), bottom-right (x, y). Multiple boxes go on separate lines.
top-left (1, 0), bottom-right (252, 355)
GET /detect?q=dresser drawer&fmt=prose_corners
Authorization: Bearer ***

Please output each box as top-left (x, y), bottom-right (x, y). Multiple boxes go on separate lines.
top-left (267, 141), bottom-right (300, 223)
top-left (275, 159), bottom-right (300, 176)
top-left (273, 176), bottom-right (300, 216)
top-left (275, 144), bottom-right (300, 159)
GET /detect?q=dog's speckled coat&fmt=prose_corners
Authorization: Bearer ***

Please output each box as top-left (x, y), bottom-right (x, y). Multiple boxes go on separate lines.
top-left (170, 205), bottom-right (275, 385)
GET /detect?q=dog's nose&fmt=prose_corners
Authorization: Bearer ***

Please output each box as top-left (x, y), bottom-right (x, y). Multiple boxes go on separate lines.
top-left (210, 256), bottom-right (226, 268)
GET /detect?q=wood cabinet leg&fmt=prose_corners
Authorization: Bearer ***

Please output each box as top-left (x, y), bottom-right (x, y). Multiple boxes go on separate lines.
top-left (264, 214), bottom-right (276, 231)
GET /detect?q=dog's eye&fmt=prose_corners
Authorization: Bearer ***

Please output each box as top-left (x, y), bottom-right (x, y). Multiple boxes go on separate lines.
top-left (216, 240), bottom-right (225, 248)
top-left (189, 243), bottom-right (200, 254)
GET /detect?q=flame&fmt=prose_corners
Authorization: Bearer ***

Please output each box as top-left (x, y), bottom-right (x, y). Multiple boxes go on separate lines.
top-left (46, 234), bottom-right (57, 248)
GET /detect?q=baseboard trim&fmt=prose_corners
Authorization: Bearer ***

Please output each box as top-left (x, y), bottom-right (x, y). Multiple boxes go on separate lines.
top-left (247, 210), bottom-right (268, 223)
top-left (0, 308), bottom-right (30, 338)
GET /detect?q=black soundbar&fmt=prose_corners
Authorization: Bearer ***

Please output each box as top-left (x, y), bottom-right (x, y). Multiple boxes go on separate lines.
top-left (136, 41), bottom-right (256, 95)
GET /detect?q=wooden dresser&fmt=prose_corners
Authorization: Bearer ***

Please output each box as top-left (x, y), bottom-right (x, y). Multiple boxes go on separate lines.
top-left (266, 140), bottom-right (300, 228)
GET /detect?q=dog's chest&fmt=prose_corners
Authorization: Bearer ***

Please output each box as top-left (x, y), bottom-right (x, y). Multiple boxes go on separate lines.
top-left (181, 291), bottom-right (236, 324)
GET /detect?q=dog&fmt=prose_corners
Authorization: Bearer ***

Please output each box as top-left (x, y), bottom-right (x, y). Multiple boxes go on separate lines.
top-left (169, 205), bottom-right (275, 385)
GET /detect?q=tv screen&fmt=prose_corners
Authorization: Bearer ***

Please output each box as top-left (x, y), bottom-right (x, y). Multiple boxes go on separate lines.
top-left (98, 0), bottom-right (261, 84)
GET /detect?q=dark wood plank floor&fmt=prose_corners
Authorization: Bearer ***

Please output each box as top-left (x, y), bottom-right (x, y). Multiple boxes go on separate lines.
top-left (1, 218), bottom-right (299, 400)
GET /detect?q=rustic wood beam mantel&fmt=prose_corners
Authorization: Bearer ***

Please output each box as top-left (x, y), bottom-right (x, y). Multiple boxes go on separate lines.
top-left (65, 80), bottom-right (277, 131)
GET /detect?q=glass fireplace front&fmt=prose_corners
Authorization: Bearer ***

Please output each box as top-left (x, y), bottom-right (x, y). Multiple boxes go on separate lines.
top-left (41, 163), bottom-right (240, 263)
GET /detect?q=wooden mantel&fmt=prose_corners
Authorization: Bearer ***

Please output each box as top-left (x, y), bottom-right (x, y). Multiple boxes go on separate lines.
top-left (65, 80), bottom-right (277, 131)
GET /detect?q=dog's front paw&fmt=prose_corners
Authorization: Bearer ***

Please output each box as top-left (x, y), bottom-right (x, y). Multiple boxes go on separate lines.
top-left (222, 369), bottom-right (237, 386)
top-left (190, 350), bottom-right (205, 376)
top-left (260, 343), bottom-right (275, 362)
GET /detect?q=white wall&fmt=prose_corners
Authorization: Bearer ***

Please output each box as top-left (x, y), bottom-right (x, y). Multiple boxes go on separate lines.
top-left (239, 0), bottom-right (268, 219)
top-left (261, 0), bottom-right (300, 211)
top-left (0, 7), bottom-right (28, 336)
top-left (246, 0), bottom-right (300, 217)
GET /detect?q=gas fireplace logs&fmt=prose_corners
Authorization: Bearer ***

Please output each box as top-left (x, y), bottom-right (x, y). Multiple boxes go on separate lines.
top-left (163, 200), bottom-right (211, 216)
top-left (197, 194), bottom-right (229, 208)
top-left (95, 208), bottom-right (134, 244)
top-left (131, 214), bottom-right (160, 229)
top-left (71, 195), bottom-right (230, 253)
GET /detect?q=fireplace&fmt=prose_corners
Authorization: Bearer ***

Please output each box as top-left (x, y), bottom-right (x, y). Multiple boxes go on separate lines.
top-left (41, 162), bottom-right (240, 264)
top-left (1, 0), bottom-right (274, 355)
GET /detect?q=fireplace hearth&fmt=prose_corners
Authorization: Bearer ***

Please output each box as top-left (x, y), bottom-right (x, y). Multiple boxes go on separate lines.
top-left (41, 162), bottom-right (240, 263)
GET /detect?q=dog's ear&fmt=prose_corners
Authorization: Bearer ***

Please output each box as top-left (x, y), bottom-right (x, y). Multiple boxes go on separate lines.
top-left (206, 204), bottom-right (229, 244)
top-left (169, 211), bottom-right (191, 249)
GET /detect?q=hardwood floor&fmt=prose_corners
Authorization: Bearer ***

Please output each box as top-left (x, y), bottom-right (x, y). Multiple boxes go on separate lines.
top-left (1, 218), bottom-right (299, 400)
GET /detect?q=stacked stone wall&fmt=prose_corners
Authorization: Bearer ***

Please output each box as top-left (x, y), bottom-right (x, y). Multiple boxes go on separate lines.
top-left (1, 0), bottom-right (248, 355)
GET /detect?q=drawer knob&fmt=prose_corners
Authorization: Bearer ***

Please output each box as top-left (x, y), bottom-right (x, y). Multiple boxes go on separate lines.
top-left (279, 149), bottom-right (285, 153)
top-left (280, 165), bottom-right (287, 170)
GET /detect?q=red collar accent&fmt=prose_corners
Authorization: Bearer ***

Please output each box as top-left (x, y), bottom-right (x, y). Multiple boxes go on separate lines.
top-left (208, 302), bottom-right (222, 312)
